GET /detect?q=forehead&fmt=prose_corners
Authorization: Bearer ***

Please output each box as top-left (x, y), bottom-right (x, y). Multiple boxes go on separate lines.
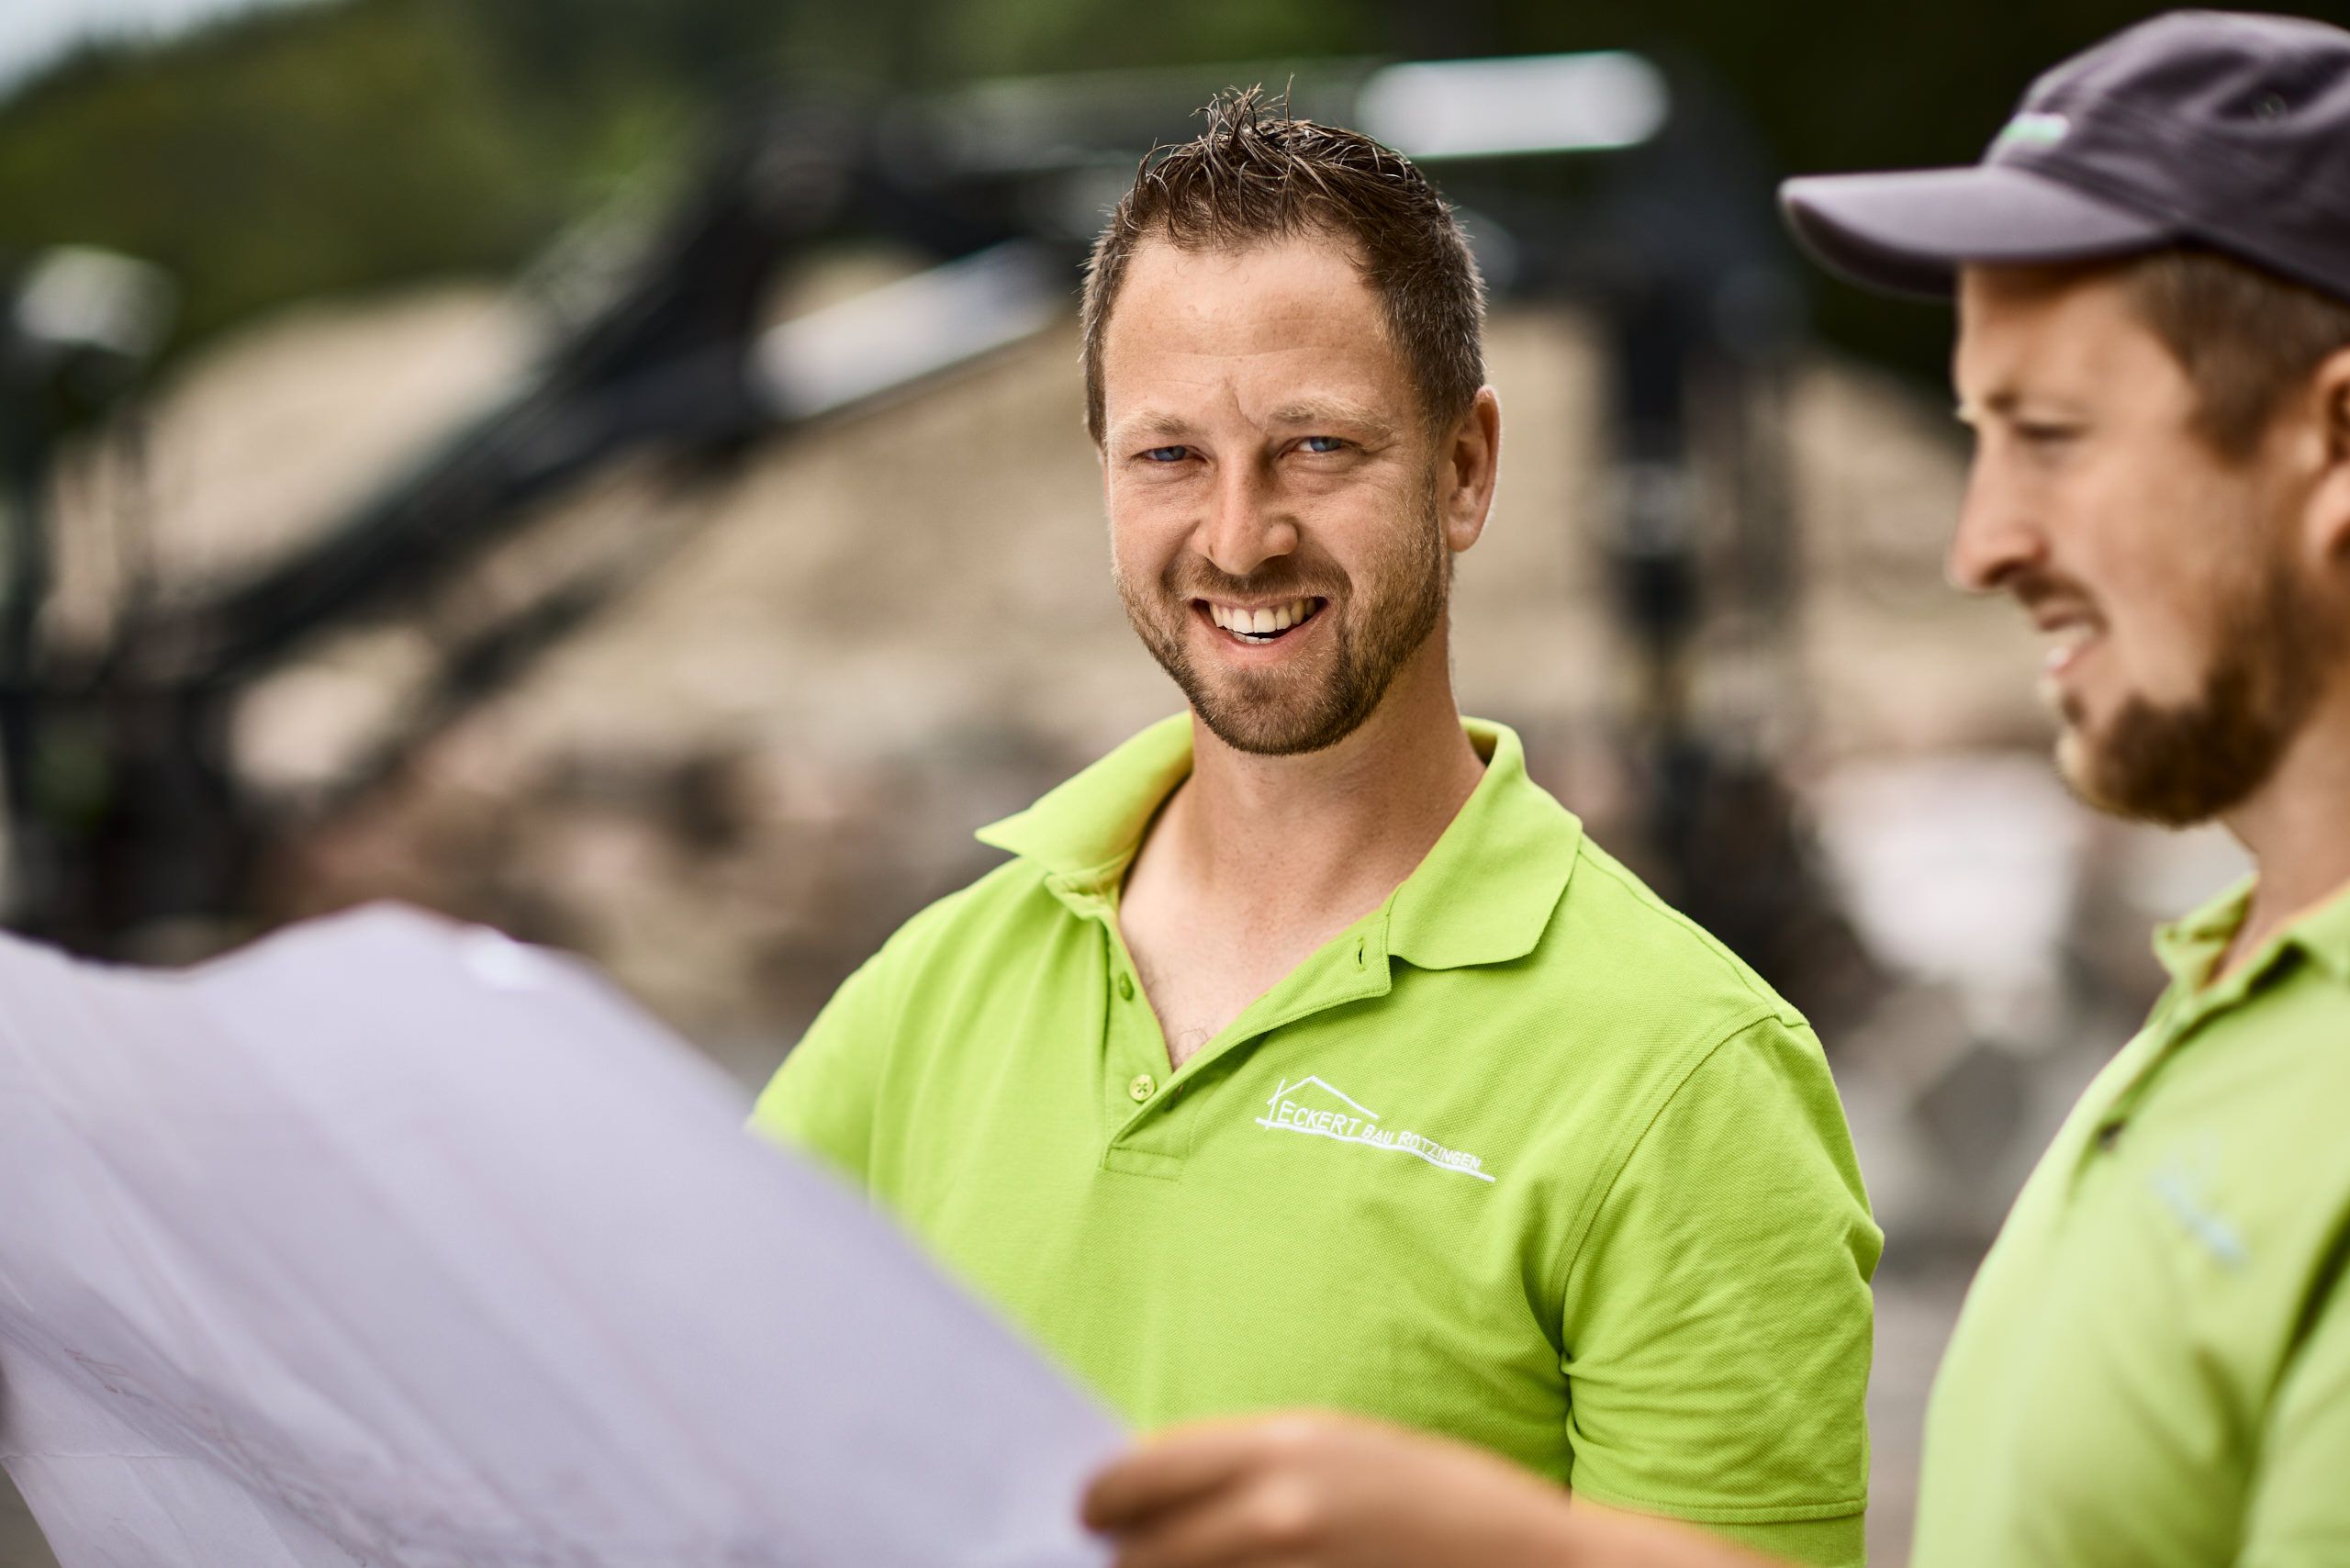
top-left (1100, 233), bottom-right (1412, 433)
top-left (1953, 263), bottom-right (2189, 409)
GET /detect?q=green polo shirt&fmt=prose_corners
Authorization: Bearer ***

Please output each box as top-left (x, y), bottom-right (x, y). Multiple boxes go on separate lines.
top-left (1915, 876), bottom-right (2350, 1568)
top-left (754, 716), bottom-right (1881, 1565)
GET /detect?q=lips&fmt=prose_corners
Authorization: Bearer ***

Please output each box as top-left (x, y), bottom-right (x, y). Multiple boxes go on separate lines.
top-left (2031, 606), bottom-right (2103, 678)
top-left (2011, 571), bottom-right (2104, 681)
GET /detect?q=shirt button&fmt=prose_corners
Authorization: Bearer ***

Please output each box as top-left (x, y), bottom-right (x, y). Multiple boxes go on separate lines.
top-left (1128, 1073), bottom-right (1155, 1102)
top-left (1117, 972), bottom-right (1136, 1001)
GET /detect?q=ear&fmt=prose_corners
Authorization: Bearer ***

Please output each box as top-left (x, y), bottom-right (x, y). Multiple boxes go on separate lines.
top-left (2305, 344), bottom-right (2350, 564)
top-left (1438, 386), bottom-right (1503, 554)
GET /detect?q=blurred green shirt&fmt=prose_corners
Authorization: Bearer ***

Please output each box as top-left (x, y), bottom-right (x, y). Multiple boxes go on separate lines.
top-left (1916, 876), bottom-right (2350, 1567)
top-left (754, 716), bottom-right (1881, 1565)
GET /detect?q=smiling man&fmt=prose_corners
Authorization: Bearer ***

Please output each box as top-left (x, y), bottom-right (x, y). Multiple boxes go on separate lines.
top-left (1080, 16), bottom-right (2350, 1568)
top-left (753, 91), bottom-right (1879, 1564)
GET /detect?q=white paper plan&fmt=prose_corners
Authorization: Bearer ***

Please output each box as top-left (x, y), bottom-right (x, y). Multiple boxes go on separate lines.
top-left (0, 904), bottom-right (1121, 1568)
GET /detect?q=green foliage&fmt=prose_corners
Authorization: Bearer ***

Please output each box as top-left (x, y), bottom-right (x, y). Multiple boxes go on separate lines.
top-left (0, 0), bottom-right (565, 350)
top-left (919, 0), bottom-right (1368, 82)
top-left (0, 0), bottom-right (2208, 377)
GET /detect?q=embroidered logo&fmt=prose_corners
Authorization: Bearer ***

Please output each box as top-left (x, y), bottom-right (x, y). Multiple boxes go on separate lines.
top-left (1994, 110), bottom-right (2071, 150)
top-left (2150, 1146), bottom-right (2247, 1271)
top-left (1255, 1076), bottom-right (1495, 1182)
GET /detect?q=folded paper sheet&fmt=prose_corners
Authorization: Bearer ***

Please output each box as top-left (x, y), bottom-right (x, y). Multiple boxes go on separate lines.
top-left (0, 904), bottom-right (1119, 1568)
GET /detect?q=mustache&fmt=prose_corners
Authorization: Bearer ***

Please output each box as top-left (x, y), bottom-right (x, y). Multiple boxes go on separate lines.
top-left (2007, 568), bottom-right (2100, 619)
top-left (1160, 560), bottom-right (1348, 602)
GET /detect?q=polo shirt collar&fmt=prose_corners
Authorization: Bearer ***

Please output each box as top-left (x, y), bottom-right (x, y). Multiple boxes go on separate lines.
top-left (975, 714), bottom-right (1582, 970)
top-left (1384, 720), bottom-right (1582, 969)
top-left (2152, 872), bottom-right (2350, 997)
top-left (975, 713), bottom-right (1193, 889)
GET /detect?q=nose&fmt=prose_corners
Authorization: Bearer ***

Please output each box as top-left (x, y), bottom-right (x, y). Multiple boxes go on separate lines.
top-left (1197, 454), bottom-right (1297, 578)
top-left (1946, 456), bottom-right (2046, 594)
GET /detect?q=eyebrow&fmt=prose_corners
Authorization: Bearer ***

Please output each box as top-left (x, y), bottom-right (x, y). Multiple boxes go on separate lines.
top-left (1105, 411), bottom-right (1197, 449)
top-left (1955, 388), bottom-right (2090, 425)
top-left (1266, 398), bottom-right (1401, 442)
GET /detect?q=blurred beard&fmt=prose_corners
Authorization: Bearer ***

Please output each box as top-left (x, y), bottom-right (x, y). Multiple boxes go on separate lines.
top-left (2061, 550), bottom-right (2337, 827)
top-left (1116, 506), bottom-right (1449, 757)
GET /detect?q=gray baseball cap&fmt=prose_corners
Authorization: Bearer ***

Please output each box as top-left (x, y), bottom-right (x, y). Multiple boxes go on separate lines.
top-left (1780, 9), bottom-right (2350, 305)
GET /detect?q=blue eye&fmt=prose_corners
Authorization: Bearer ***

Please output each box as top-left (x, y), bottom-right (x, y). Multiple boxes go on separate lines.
top-left (1141, 445), bottom-right (1190, 464)
top-left (1300, 436), bottom-right (1346, 454)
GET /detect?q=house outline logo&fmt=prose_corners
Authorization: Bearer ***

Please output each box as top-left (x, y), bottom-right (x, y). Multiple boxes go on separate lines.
top-left (2148, 1138), bottom-right (2247, 1271)
top-left (1255, 1075), bottom-right (1496, 1183)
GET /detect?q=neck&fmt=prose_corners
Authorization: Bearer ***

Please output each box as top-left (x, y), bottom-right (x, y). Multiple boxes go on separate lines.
top-left (2219, 695), bottom-right (2350, 967)
top-left (1158, 626), bottom-right (1485, 920)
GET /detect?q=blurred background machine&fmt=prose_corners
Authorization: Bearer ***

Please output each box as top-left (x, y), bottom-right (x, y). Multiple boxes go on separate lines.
top-left (0, 51), bottom-right (1868, 1010)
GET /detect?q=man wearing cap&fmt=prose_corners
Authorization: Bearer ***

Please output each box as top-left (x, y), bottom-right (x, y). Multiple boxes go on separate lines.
top-left (1081, 11), bottom-right (2350, 1567)
top-left (754, 91), bottom-right (1880, 1565)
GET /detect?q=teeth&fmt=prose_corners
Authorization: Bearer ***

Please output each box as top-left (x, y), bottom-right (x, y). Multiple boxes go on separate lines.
top-left (2042, 620), bottom-right (2098, 674)
top-left (1210, 599), bottom-right (1315, 637)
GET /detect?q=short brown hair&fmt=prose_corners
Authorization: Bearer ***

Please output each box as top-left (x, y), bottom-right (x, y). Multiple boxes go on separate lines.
top-left (2122, 247), bottom-right (2350, 461)
top-left (1080, 87), bottom-right (1485, 446)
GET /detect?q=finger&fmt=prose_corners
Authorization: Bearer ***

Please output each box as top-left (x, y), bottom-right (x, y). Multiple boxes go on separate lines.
top-left (1082, 1422), bottom-right (1267, 1531)
top-left (1109, 1485), bottom-right (1296, 1568)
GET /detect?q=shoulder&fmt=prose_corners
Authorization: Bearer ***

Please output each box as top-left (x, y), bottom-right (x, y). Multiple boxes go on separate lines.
top-left (749, 851), bottom-right (1064, 1147)
top-left (1492, 829), bottom-right (1844, 1191)
top-left (1538, 832), bottom-right (1804, 1037)
top-left (886, 854), bottom-right (1045, 948)
top-left (1404, 824), bottom-right (1834, 1193)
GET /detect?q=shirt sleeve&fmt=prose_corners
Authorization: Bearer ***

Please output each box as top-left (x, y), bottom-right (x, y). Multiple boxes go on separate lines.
top-left (2237, 1260), bottom-right (2350, 1567)
top-left (750, 879), bottom-right (982, 1182)
top-left (1556, 1012), bottom-right (1883, 1568)
top-left (747, 945), bottom-right (901, 1186)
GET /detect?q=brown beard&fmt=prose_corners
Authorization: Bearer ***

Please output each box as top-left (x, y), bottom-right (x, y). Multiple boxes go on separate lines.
top-left (2065, 548), bottom-right (2338, 826)
top-left (1116, 502), bottom-right (1449, 757)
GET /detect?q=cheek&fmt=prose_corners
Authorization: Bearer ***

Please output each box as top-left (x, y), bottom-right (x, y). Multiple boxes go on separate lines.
top-left (2107, 492), bottom-right (2268, 686)
top-left (1108, 463), bottom-right (1204, 518)
top-left (1294, 469), bottom-right (1435, 554)
top-left (2084, 575), bottom-right (2270, 724)
top-left (1281, 461), bottom-right (1376, 508)
top-left (2082, 561), bottom-right (2207, 697)
top-left (1106, 486), bottom-right (1190, 579)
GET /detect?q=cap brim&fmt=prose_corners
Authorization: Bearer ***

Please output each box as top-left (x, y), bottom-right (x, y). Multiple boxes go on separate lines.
top-left (1780, 163), bottom-right (2177, 298)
